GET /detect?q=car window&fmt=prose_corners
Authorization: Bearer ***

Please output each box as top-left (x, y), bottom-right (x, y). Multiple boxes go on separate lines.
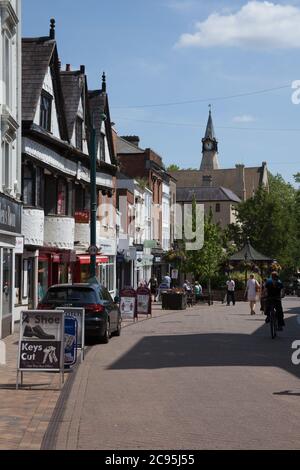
top-left (45, 287), bottom-right (97, 303)
top-left (101, 287), bottom-right (113, 303)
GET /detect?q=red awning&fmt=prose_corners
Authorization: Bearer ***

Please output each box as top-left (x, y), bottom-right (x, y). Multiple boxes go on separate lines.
top-left (77, 255), bottom-right (109, 265)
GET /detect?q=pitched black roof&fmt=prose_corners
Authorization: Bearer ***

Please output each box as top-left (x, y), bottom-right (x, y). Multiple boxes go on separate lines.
top-left (176, 186), bottom-right (241, 203)
top-left (22, 37), bottom-right (68, 141)
top-left (230, 239), bottom-right (272, 262)
top-left (22, 38), bottom-right (56, 122)
top-left (89, 89), bottom-right (117, 166)
top-left (60, 71), bottom-right (85, 139)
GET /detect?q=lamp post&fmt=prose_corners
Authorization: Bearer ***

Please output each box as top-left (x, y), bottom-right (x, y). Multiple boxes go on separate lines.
top-left (89, 112), bottom-right (107, 282)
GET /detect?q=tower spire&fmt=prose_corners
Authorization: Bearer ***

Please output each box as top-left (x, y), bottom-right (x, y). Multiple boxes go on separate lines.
top-left (204, 104), bottom-right (216, 140)
top-left (200, 107), bottom-right (220, 171)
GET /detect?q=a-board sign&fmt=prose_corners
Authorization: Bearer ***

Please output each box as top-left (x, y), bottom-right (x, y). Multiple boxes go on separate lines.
top-left (64, 317), bottom-right (77, 367)
top-left (17, 310), bottom-right (64, 372)
top-left (120, 288), bottom-right (137, 321)
top-left (136, 287), bottom-right (152, 316)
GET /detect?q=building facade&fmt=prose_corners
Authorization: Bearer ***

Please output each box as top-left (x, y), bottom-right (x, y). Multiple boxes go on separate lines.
top-left (0, 0), bottom-right (22, 338)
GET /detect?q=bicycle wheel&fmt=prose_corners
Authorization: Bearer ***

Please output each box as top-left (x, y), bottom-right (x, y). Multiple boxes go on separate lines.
top-left (270, 307), bottom-right (277, 339)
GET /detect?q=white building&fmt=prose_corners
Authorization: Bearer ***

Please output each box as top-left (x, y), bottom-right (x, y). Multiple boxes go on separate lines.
top-left (0, 0), bottom-right (22, 338)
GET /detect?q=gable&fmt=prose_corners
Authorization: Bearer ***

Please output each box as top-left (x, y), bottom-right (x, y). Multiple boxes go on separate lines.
top-left (33, 67), bottom-right (61, 139)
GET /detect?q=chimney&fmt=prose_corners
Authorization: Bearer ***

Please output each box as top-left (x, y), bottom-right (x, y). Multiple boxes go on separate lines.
top-left (202, 175), bottom-right (213, 187)
top-left (66, 64), bottom-right (71, 72)
top-left (121, 136), bottom-right (140, 147)
top-left (235, 164), bottom-right (246, 201)
top-left (80, 65), bottom-right (85, 74)
top-left (49, 18), bottom-right (55, 39)
top-left (102, 72), bottom-right (106, 92)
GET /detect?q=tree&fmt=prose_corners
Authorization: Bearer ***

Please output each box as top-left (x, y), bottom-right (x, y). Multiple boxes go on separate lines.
top-left (167, 164), bottom-right (180, 171)
top-left (232, 173), bottom-right (300, 270)
top-left (186, 211), bottom-right (225, 300)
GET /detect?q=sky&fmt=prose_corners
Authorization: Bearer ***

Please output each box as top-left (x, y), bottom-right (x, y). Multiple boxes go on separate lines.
top-left (22, 0), bottom-right (300, 185)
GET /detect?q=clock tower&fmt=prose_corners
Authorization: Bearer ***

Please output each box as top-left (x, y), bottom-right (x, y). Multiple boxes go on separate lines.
top-left (200, 107), bottom-right (220, 170)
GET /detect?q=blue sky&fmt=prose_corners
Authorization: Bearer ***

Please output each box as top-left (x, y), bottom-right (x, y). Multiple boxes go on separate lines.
top-left (22, 0), bottom-right (300, 185)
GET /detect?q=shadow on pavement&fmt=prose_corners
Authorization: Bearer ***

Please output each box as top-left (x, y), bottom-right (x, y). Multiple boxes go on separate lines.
top-left (108, 313), bottom-right (300, 379)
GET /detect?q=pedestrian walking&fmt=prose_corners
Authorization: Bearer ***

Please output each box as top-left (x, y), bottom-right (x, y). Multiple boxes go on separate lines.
top-left (245, 274), bottom-right (260, 315)
top-left (163, 273), bottom-right (172, 289)
top-left (226, 277), bottom-right (236, 306)
top-left (194, 281), bottom-right (203, 302)
top-left (148, 276), bottom-right (158, 302)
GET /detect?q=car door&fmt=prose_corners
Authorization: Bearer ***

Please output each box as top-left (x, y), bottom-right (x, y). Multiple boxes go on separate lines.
top-left (101, 287), bottom-right (117, 330)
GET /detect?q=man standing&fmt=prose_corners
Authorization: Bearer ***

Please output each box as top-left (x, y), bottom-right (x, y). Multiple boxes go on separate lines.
top-left (226, 277), bottom-right (236, 306)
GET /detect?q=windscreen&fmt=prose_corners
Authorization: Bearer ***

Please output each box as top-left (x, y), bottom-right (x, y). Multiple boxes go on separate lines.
top-left (44, 287), bottom-right (97, 303)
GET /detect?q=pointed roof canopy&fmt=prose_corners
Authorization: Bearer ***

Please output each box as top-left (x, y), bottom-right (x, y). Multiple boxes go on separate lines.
top-left (230, 238), bottom-right (272, 262)
top-left (204, 105), bottom-right (216, 140)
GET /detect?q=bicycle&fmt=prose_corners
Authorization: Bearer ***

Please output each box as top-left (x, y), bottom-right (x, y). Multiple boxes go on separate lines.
top-left (269, 302), bottom-right (278, 339)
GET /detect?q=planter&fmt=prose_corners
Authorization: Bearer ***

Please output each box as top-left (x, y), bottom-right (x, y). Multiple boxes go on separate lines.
top-left (162, 292), bottom-right (187, 310)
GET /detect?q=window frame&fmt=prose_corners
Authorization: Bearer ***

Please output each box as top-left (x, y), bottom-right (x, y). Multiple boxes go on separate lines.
top-left (39, 90), bottom-right (53, 132)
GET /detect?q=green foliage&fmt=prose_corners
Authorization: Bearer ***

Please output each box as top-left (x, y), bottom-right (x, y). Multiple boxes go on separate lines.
top-left (231, 173), bottom-right (300, 270)
top-left (167, 164), bottom-right (180, 171)
top-left (135, 177), bottom-right (149, 191)
top-left (185, 212), bottom-right (225, 294)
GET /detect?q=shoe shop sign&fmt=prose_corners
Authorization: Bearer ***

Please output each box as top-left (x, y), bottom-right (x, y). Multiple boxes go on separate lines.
top-left (17, 310), bottom-right (65, 374)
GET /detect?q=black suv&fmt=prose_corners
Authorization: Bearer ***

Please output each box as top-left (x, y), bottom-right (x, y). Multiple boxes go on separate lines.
top-left (38, 283), bottom-right (121, 343)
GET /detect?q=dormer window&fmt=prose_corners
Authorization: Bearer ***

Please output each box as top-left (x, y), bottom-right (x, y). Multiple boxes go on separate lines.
top-left (40, 90), bottom-right (52, 131)
top-left (76, 117), bottom-right (83, 151)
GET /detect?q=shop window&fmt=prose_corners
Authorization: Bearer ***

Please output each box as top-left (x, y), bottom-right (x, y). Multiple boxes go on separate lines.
top-left (40, 90), bottom-right (52, 132)
top-left (23, 165), bottom-right (34, 206)
top-left (3, 141), bottom-right (10, 190)
top-left (2, 249), bottom-right (12, 317)
top-left (38, 258), bottom-right (49, 302)
top-left (15, 254), bottom-right (22, 306)
top-left (44, 175), bottom-right (57, 215)
top-left (67, 182), bottom-right (74, 216)
top-left (57, 180), bottom-right (67, 215)
top-left (3, 33), bottom-right (11, 108)
top-left (36, 167), bottom-right (44, 207)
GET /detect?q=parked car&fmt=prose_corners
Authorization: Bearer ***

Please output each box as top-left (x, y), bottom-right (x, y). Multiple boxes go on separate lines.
top-left (38, 283), bottom-right (121, 343)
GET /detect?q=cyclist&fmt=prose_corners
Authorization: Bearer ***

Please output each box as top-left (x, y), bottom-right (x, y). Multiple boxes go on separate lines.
top-left (264, 271), bottom-right (285, 331)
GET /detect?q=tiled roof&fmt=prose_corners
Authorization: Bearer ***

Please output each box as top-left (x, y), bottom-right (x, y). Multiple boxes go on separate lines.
top-left (176, 186), bottom-right (241, 203)
top-left (60, 71), bottom-right (83, 138)
top-left (171, 166), bottom-right (265, 200)
top-left (115, 134), bottom-right (144, 154)
top-left (22, 38), bottom-right (56, 122)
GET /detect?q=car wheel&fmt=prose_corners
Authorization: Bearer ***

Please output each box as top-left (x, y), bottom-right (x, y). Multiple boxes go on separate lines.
top-left (113, 317), bottom-right (122, 337)
top-left (101, 320), bottom-right (110, 344)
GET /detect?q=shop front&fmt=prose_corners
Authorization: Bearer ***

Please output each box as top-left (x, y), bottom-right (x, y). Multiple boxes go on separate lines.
top-left (38, 250), bottom-right (77, 302)
top-left (98, 238), bottom-right (117, 297)
top-left (74, 254), bottom-right (109, 284)
top-left (0, 194), bottom-right (22, 339)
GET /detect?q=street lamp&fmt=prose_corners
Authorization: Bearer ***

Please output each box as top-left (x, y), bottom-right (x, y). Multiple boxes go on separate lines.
top-left (88, 111), bottom-right (107, 283)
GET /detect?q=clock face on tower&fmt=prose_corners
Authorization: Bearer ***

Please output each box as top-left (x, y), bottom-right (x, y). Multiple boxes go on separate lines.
top-left (204, 141), bottom-right (213, 151)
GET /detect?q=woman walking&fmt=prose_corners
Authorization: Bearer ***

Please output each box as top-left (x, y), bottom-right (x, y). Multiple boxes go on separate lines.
top-left (245, 274), bottom-right (260, 315)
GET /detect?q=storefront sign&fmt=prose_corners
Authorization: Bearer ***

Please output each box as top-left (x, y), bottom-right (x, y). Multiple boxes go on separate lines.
top-left (120, 288), bottom-right (137, 321)
top-left (99, 238), bottom-right (116, 256)
top-left (0, 194), bottom-right (21, 234)
top-left (136, 287), bottom-right (152, 317)
top-left (15, 237), bottom-right (24, 254)
top-left (64, 317), bottom-right (77, 367)
top-left (17, 310), bottom-right (65, 389)
top-left (171, 269), bottom-right (179, 280)
top-left (74, 211), bottom-right (90, 223)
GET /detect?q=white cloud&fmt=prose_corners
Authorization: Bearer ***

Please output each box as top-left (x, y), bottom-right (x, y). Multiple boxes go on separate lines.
top-left (233, 114), bottom-right (256, 123)
top-left (176, 1), bottom-right (300, 49)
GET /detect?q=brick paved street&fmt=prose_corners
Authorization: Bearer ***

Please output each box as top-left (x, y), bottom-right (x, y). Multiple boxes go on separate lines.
top-left (42, 297), bottom-right (300, 450)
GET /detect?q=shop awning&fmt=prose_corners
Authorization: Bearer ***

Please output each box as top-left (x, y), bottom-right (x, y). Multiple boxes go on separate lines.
top-left (77, 255), bottom-right (109, 265)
